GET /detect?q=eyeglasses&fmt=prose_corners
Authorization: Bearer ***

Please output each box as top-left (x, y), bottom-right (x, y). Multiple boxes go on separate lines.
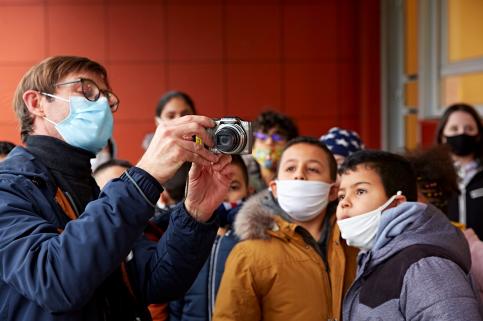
top-left (54, 78), bottom-right (120, 112)
top-left (255, 132), bottom-right (285, 143)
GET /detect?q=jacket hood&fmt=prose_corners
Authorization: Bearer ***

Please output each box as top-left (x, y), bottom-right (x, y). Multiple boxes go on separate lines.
top-left (234, 189), bottom-right (289, 241)
top-left (368, 202), bottom-right (471, 270)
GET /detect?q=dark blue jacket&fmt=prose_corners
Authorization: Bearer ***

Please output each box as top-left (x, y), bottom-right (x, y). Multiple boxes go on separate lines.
top-left (0, 147), bottom-right (219, 321)
top-left (169, 205), bottom-right (240, 321)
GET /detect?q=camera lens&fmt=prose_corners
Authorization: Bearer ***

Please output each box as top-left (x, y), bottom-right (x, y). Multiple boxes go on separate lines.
top-left (215, 127), bottom-right (240, 153)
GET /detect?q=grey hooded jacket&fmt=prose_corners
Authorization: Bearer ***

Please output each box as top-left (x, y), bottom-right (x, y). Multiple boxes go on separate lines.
top-left (343, 202), bottom-right (483, 321)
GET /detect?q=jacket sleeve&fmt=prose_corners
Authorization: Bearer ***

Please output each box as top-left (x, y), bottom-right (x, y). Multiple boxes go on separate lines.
top-left (212, 244), bottom-right (261, 321)
top-left (401, 256), bottom-right (483, 321)
top-left (0, 167), bottom-right (161, 313)
top-left (464, 228), bottom-right (483, 301)
top-left (127, 202), bottom-right (219, 303)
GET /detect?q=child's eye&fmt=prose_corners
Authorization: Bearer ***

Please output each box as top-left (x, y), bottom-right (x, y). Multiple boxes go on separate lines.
top-left (307, 167), bottom-right (320, 174)
top-left (338, 194), bottom-right (345, 201)
top-left (356, 188), bottom-right (367, 196)
top-left (284, 166), bottom-right (295, 172)
top-left (230, 183), bottom-right (240, 191)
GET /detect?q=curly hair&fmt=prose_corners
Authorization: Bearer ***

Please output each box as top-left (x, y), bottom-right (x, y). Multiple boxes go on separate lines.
top-left (404, 145), bottom-right (459, 215)
top-left (253, 110), bottom-right (299, 141)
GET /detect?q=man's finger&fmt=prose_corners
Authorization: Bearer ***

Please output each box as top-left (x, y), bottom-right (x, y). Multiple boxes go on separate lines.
top-left (212, 154), bottom-right (232, 171)
top-left (177, 140), bottom-right (220, 163)
top-left (170, 121), bottom-right (214, 147)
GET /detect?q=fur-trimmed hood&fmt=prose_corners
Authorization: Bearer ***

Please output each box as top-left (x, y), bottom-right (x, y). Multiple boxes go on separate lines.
top-left (234, 189), bottom-right (291, 241)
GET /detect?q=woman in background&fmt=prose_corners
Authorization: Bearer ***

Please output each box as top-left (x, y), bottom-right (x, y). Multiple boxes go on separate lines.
top-left (435, 103), bottom-right (483, 238)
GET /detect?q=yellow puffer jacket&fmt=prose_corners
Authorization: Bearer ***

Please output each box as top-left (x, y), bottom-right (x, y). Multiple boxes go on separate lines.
top-left (213, 191), bottom-right (358, 321)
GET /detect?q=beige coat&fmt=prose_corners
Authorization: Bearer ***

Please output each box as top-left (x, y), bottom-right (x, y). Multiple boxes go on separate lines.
top-left (213, 191), bottom-right (358, 321)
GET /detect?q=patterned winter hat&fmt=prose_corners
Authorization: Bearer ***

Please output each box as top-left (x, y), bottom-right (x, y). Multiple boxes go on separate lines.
top-left (320, 127), bottom-right (364, 157)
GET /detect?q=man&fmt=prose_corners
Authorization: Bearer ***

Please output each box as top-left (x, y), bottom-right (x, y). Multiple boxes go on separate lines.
top-left (337, 150), bottom-right (482, 321)
top-left (214, 136), bottom-right (357, 321)
top-left (0, 56), bottom-right (232, 321)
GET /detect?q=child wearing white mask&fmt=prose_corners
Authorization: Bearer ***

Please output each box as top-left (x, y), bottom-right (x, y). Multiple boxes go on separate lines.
top-left (214, 136), bottom-right (358, 321)
top-left (337, 150), bottom-right (482, 321)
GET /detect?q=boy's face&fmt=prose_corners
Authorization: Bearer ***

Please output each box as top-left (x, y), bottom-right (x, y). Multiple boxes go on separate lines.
top-left (270, 143), bottom-right (337, 201)
top-left (336, 164), bottom-right (390, 220)
top-left (224, 163), bottom-right (249, 203)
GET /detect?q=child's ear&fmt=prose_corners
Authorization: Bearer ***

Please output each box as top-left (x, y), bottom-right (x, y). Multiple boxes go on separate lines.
top-left (329, 183), bottom-right (339, 202)
top-left (269, 180), bottom-right (277, 198)
top-left (395, 194), bottom-right (407, 205)
top-left (247, 185), bottom-right (256, 196)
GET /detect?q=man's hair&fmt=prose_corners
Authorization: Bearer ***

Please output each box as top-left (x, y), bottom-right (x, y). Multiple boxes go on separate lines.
top-left (230, 154), bottom-right (249, 186)
top-left (339, 150), bottom-right (418, 201)
top-left (253, 110), bottom-right (299, 141)
top-left (281, 136), bottom-right (337, 182)
top-left (435, 103), bottom-right (483, 160)
top-left (14, 56), bottom-right (109, 142)
top-left (0, 141), bottom-right (15, 156)
top-left (93, 159), bottom-right (133, 177)
top-left (155, 91), bottom-right (196, 117)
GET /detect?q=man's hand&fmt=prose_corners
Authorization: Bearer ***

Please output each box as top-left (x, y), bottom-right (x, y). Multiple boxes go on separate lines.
top-left (137, 115), bottom-right (220, 185)
top-left (184, 155), bottom-right (233, 222)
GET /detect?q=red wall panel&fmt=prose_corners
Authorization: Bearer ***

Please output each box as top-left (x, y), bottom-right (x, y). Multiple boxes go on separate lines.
top-left (284, 63), bottom-right (338, 118)
top-left (420, 119), bottom-right (439, 148)
top-left (48, 5), bottom-right (107, 61)
top-left (226, 63), bottom-right (281, 119)
top-left (0, 6), bottom-right (45, 62)
top-left (0, 0), bottom-right (381, 163)
top-left (167, 5), bottom-right (223, 61)
top-left (283, 4), bottom-right (338, 61)
top-left (107, 63), bottom-right (167, 122)
top-left (107, 5), bottom-right (166, 62)
top-left (168, 63), bottom-right (224, 117)
top-left (225, 5), bottom-right (281, 61)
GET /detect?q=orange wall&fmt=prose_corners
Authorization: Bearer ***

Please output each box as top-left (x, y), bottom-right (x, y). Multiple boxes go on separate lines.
top-left (0, 0), bottom-right (380, 163)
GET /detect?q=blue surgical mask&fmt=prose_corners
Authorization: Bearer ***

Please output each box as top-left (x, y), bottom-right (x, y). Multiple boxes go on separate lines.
top-left (42, 94), bottom-right (113, 154)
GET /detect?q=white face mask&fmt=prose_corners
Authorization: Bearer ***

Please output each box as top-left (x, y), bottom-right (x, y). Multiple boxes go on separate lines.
top-left (276, 180), bottom-right (332, 222)
top-left (337, 191), bottom-right (402, 250)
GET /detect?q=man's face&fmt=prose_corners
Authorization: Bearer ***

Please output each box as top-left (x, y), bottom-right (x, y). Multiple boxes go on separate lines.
top-left (157, 97), bottom-right (194, 123)
top-left (336, 165), bottom-right (389, 220)
top-left (41, 71), bottom-right (109, 141)
top-left (270, 143), bottom-right (336, 199)
top-left (224, 163), bottom-right (249, 203)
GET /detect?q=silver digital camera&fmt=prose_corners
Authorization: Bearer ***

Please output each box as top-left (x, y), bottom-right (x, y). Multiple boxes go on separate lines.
top-left (208, 117), bottom-right (253, 155)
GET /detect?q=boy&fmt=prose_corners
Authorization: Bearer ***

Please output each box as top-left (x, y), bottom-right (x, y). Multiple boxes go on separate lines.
top-left (214, 136), bottom-right (357, 321)
top-left (337, 150), bottom-right (482, 321)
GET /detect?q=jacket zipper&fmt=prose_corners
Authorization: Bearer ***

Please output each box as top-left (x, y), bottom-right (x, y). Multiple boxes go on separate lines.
top-left (64, 191), bottom-right (80, 217)
top-left (208, 235), bottom-right (223, 320)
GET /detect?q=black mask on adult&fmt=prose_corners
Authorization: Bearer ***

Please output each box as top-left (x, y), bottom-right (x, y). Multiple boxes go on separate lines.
top-left (445, 134), bottom-right (478, 156)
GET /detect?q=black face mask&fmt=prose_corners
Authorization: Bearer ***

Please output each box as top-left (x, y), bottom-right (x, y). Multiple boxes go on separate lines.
top-left (445, 134), bottom-right (478, 156)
